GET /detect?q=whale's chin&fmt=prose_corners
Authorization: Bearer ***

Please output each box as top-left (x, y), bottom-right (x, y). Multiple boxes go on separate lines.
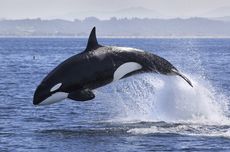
top-left (35, 92), bottom-right (68, 106)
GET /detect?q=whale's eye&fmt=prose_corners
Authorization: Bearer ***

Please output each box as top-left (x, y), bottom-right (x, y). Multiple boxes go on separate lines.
top-left (50, 83), bottom-right (62, 92)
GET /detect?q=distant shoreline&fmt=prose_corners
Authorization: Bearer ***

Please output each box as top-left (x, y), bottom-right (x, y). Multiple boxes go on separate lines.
top-left (1, 17), bottom-right (230, 39)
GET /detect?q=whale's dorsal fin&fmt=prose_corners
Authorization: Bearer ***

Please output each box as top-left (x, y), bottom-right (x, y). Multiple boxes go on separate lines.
top-left (85, 27), bottom-right (102, 52)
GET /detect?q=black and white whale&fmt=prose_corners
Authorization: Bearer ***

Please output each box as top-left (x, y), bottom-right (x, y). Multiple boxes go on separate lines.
top-left (33, 27), bottom-right (193, 106)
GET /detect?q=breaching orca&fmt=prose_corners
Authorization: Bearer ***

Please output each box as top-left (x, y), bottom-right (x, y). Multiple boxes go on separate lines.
top-left (33, 27), bottom-right (193, 106)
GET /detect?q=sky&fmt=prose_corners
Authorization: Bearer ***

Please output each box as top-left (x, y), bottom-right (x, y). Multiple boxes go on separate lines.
top-left (0, 0), bottom-right (230, 20)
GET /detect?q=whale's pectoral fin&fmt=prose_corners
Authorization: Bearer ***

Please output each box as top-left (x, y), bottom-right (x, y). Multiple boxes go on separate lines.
top-left (68, 89), bottom-right (95, 101)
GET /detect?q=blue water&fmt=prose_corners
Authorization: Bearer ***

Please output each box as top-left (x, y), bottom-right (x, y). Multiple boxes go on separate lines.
top-left (0, 38), bottom-right (230, 151)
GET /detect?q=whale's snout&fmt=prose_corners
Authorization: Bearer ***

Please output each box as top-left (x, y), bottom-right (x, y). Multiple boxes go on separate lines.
top-left (33, 83), bottom-right (68, 106)
top-left (33, 84), bottom-right (49, 105)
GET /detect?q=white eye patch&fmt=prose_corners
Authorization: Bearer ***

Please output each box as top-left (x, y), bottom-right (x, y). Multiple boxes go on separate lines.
top-left (50, 83), bottom-right (62, 92)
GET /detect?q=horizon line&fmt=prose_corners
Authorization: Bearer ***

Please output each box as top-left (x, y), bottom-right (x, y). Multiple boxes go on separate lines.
top-left (1, 35), bottom-right (230, 39)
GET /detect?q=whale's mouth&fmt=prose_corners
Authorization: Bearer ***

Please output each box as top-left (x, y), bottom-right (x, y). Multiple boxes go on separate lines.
top-left (37, 92), bottom-right (68, 106)
top-left (33, 84), bottom-right (68, 106)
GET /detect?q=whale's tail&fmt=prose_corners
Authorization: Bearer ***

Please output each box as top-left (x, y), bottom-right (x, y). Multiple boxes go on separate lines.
top-left (171, 69), bottom-right (193, 87)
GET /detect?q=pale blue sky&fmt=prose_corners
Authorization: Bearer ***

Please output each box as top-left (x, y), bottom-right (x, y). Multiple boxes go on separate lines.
top-left (0, 0), bottom-right (230, 20)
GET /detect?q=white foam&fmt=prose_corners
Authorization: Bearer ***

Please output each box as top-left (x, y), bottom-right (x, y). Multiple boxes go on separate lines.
top-left (127, 124), bottom-right (230, 138)
top-left (95, 72), bottom-right (230, 137)
top-left (98, 73), bottom-right (229, 124)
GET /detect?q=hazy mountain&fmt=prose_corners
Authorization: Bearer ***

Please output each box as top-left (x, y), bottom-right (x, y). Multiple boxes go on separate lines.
top-left (0, 17), bottom-right (230, 37)
top-left (201, 7), bottom-right (230, 18)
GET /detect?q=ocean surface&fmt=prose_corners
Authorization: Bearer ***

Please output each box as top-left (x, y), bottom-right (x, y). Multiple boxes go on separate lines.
top-left (0, 38), bottom-right (230, 151)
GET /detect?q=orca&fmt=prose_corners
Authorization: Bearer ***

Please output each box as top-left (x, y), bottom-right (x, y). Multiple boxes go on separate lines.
top-left (33, 27), bottom-right (193, 106)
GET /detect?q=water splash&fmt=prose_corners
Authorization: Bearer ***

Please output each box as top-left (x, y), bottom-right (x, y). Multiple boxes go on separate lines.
top-left (96, 73), bottom-right (230, 137)
top-left (97, 73), bottom-right (229, 124)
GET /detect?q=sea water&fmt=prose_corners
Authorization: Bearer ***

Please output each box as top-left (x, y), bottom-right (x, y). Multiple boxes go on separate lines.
top-left (0, 38), bottom-right (230, 151)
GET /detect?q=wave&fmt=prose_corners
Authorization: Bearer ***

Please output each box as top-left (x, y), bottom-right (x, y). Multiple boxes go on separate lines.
top-left (127, 123), bottom-right (230, 138)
